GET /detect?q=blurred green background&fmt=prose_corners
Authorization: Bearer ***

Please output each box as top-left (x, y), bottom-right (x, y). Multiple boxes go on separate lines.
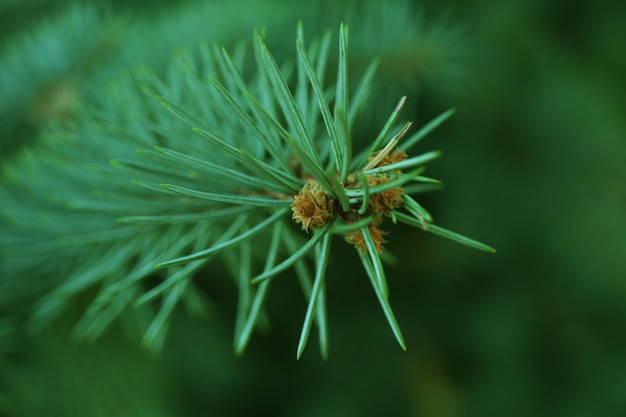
top-left (1, 0), bottom-right (625, 416)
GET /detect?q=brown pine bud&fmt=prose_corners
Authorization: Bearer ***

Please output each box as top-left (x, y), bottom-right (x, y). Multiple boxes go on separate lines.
top-left (291, 180), bottom-right (335, 232)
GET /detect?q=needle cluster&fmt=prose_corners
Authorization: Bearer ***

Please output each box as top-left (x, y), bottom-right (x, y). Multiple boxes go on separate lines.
top-left (0, 23), bottom-right (494, 359)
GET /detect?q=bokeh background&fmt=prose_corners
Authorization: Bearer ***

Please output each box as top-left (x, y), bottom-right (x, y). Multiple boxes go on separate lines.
top-left (1, 0), bottom-right (625, 416)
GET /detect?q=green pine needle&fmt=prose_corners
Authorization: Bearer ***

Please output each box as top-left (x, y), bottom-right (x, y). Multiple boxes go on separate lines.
top-left (251, 224), bottom-right (333, 285)
top-left (297, 232), bottom-right (331, 359)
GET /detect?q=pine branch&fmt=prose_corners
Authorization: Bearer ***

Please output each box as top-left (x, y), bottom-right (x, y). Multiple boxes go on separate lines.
top-left (0, 22), bottom-right (492, 358)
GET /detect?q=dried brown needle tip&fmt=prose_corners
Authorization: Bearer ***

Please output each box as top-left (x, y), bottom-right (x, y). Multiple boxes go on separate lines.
top-left (362, 121), bottom-right (413, 172)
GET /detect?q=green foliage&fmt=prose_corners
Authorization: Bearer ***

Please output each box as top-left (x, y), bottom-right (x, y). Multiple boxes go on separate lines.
top-left (0, 2), bottom-right (126, 155)
top-left (5, 0), bottom-right (624, 416)
top-left (1, 19), bottom-right (492, 359)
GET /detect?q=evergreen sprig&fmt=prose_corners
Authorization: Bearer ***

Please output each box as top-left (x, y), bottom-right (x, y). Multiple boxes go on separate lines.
top-left (0, 24), bottom-right (493, 358)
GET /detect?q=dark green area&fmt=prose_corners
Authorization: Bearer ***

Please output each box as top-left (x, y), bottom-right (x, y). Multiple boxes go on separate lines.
top-left (1, 0), bottom-right (625, 416)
